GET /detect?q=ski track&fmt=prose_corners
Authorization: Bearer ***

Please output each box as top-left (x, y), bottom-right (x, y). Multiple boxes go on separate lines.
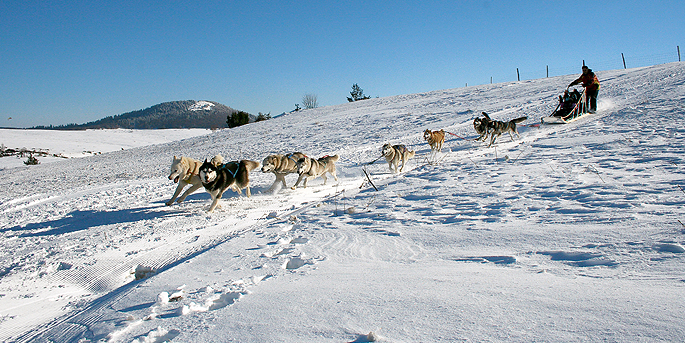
top-left (2, 63), bottom-right (685, 341)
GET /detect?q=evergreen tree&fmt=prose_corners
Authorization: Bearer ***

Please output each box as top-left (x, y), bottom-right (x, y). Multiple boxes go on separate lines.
top-left (256, 112), bottom-right (271, 122)
top-left (227, 110), bottom-right (250, 128)
top-left (347, 83), bottom-right (371, 102)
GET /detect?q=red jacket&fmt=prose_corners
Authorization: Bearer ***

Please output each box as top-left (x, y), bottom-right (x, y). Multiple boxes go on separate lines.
top-left (570, 71), bottom-right (600, 91)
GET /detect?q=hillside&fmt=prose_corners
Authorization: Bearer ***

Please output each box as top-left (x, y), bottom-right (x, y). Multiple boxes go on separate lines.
top-left (1, 62), bottom-right (684, 342)
top-left (35, 100), bottom-right (246, 130)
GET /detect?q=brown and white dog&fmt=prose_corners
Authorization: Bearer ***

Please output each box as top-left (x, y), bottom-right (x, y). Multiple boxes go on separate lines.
top-left (166, 156), bottom-right (203, 206)
top-left (423, 129), bottom-right (445, 153)
top-left (382, 144), bottom-right (415, 173)
top-left (291, 155), bottom-right (340, 189)
top-left (261, 152), bottom-right (307, 192)
top-left (198, 155), bottom-right (260, 212)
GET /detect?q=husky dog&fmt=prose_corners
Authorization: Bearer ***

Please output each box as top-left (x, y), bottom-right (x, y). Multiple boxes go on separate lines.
top-left (473, 112), bottom-right (492, 142)
top-left (261, 152), bottom-right (307, 191)
top-left (199, 156), bottom-right (260, 212)
top-left (423, 129), bottom-right (445, 153)
top-left (487, 115), bottom-right (528, 147)
top-left (291, 155), bottom-right (340, 189)
top-left (381, 143), bottom-right (415, 173)
top-left (166, 156), bottom-right (203, 206)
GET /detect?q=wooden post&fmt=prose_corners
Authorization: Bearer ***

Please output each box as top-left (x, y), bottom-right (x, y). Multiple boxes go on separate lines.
top-left (490, 76), bottom-right (492, 84)
top-left (546, 65), bottom-right (549, 77)
top-left (516, 68), bottom-right (520, 81)
top-left (622, 53), bottom-right (626, 69)
top-left (678, 46), bottom-right (681, 62)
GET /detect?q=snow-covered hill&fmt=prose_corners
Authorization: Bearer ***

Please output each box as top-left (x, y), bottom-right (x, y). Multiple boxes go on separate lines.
top-left (1, 62), bottom-right (684, 342)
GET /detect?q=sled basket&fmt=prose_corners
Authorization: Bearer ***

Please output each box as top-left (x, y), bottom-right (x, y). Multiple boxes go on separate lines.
top-left (542, 88), bottom-right (589, 124)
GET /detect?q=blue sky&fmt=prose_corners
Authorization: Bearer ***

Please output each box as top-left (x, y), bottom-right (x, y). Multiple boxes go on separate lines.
top-left (1, 1), bottom-right (683, 128)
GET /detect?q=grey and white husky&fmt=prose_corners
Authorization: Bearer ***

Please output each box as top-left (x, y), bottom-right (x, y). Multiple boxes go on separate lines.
top-left (291, 155), bottom-right (340, 189)
top-left (486, 115), bottom-right (527, 147)
top-left (382, 144), bottom-right (415, 173)
top-left (261, 152), bottom-right (307, 192)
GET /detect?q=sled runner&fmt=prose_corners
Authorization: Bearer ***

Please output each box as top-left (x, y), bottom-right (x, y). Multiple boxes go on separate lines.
top-left (542, 88), bottom-right (593, 124)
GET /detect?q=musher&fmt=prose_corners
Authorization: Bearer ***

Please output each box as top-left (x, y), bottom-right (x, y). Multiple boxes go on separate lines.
top-left (568, 65), bottom-right (600, 113)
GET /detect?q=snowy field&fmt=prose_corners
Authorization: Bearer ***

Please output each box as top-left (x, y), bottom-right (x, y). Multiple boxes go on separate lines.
top-left (0, 128), bottom-right (212, 170)
top-left (1, 62), bottom-right (684, 342)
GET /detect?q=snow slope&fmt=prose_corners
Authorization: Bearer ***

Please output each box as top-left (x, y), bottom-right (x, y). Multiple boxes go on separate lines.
top-left (1, 62), bottom-right (684, 342)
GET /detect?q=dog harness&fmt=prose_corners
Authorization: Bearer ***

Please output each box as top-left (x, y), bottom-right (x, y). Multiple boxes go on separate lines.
top-left (317, 156), bottom-right (329, 167)
top-left (287, 153), bottom-right (305, 163)
top-left (219, 162), bottom-right (239, 178)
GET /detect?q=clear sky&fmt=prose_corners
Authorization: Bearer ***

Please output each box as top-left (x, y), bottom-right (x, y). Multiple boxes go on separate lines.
top-left (1, 1), bottom-right (683, 128)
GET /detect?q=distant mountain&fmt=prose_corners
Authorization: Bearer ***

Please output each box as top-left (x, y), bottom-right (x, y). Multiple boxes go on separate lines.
top-left (35, 100), bottom-right (252, 130)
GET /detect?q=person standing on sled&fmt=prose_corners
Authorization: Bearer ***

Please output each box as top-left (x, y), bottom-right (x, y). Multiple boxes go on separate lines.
top-left (568, 65), bottom-right (600, 113)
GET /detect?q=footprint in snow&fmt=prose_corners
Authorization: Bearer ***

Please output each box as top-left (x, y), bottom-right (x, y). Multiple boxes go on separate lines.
top-left (179, 291), bottom-right (247, 315)
top-left (537, 250), bottom-right (618, 267)
top-left (132, 327), bottom-right (180, 343)
top-left (654, 243), bottom-right (685, 253)
top-left (284, 255), bottom-right (323, 270)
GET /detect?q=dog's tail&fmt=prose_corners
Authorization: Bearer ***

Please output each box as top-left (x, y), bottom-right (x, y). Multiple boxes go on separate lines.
top-left (408, 150), bottom-right (416, 158)
top-left (241, 160), bottom-right (261, 172)
top-left (326, 154), bottom-right (340, 162)
top-left (482, 112), bottom-right (491, 120)
top-left (512, 116), bottom-right (528, 123)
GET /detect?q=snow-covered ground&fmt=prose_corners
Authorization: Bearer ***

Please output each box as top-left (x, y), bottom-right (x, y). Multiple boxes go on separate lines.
top-left (0, 128), bottom-right (213, 169)
top-left (1, 62), bottom-right (684, 342)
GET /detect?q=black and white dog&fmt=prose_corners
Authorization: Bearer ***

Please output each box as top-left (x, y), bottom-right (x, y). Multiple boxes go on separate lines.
top-left (198, 155), bottom-right (260, 212)
top-left (473, 112), bottom-right (492, 142)
top-left (486, 114), bottom-right (527, 147)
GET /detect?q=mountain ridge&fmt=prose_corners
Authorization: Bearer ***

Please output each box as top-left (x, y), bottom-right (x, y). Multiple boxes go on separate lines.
top-left (34, 100), bottom-right (250, 130)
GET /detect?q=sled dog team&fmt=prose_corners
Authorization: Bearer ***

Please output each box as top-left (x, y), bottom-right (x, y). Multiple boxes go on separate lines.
top-left (168, 112), bottom-right (526, 212)
top-left (167, 152), bottom-right (340, 212)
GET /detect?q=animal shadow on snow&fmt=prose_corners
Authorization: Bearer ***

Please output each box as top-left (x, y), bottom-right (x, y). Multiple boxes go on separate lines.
top-left (162, 183), bottom-right (272, 203)
top-left (4, 206), bottom-right (185, 238)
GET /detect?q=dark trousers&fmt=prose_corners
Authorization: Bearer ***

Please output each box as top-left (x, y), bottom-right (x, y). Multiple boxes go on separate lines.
top-left (586, 88), bottom-right (599, 112)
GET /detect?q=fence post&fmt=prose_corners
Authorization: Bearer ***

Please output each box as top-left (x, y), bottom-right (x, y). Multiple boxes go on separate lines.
top-left (517, 68), bottom-right (520, 81)
top-left (490, 76), bottom-right (493, 84)
top-left (678, 46), bottom-right (681, 62)
top-left (621, 53), bottom-right (626, 69)
top-left (546, 65), bottom-right (549, 77)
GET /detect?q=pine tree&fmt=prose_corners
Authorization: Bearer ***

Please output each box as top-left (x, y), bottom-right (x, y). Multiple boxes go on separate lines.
top-left (347, 84), bottom-right (371, 102)
top-left (227, 111), bottom-right (250, 128)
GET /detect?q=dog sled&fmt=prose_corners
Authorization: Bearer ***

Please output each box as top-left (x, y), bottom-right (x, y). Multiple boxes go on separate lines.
top-left (542, 88), bottom-right (591, 124)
